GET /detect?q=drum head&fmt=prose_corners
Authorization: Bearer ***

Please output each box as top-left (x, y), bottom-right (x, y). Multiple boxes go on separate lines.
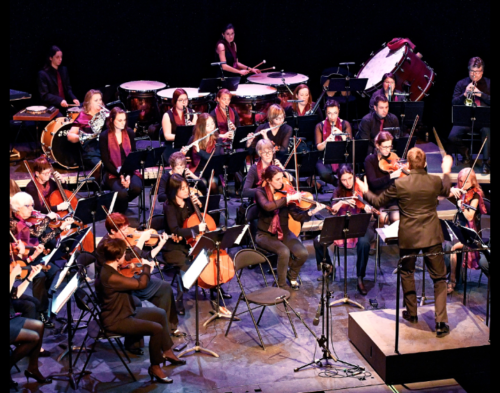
top-left (42, 121), bottom-right (82, 169)
top-left (27, 106), bottom-right (47, 111)
top-left (358, 46), bottom-right (406, 91)
top-left (230, 84), bottom-right (277, 98)
top-left (268, 72), bottom-right (297, 78)
top-left (119, 80), bottom-right (166, 92)
top-left (157, 87), bottom-right (209, 100)
top-left (248, 72), bottom-right (308, 86)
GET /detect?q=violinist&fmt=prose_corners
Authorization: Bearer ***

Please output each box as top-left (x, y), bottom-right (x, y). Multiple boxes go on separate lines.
top-left (358, 148), bottom-right (454, 338)
top-left (209, 88), bottom-right (240, 138)
top-left (368, 72), bottom-right (405, 111)
top-left (364, 131), bottom-right (401, 224)
top-left (95, 238), bottom-right (186, 385)
top-left (315, 99), bottom-right (353, 187)
top-left (246, 104), bottom-right (293, 161)
top-left (157, 152), bottom-right (207, 203)
top-left (255, 165), bottom-right (326, 290)
top-left (357, 95), bottom-right (400, 154)
top-left (284, 84), bottom-right (324, 120)
top-left (100, 107), bottom-right (143, 213)
top-left (25, 156), bottom-right (70, 214)
top-left (242, 139), bottom-right (294, 200)
top-left (95, 213), bottom-right (184, 345)
top-left (446, 168), bottom-right (488, 293)
top-left (313, 164), bottom-right (375, 295)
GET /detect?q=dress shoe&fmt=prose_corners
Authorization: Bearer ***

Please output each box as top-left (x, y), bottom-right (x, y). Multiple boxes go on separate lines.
top-left (39, 349), bottom-right (52, 357)
top-left (175, 299), bottom-right (185, 316)
top-left (402, 310), bottom-right (418, 324)
top-left (210, 287), bottom-right (232, 300)
top-left (148, 366), bottom-right (173, 383)
top-left (25, 369), bottom-right (52, 384)
top-left (287, 272), bottom-right (300, 290)
top-left (483, 162), bottom-right (490, 174)
top-left (126, 348), bottom-right (144, 356)
top-left (435, 322), bottom-right (450, 338)
top-left (40, 313), bottom-right (55, 329)
top-left (170, 329), bottom-right (186, 337)
top-left (163, 356), bottom-right (187, 366)
top-left (357, 277), bottom-right (367, 296)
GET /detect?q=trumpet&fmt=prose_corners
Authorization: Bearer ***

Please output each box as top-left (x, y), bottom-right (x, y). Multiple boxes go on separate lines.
top-left (465, 81), bottom-right (477, 106)
top-left (239, 122), bottom-right (285, 143)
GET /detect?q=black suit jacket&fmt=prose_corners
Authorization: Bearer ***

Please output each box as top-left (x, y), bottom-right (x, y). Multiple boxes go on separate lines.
top-left (357, 111), bottom-right (399, 154)
top-left (363, 169), bottom-right (451, 249)
top-left (452, 76), bottom-right (490, 106)
top-left (37, 66), bottom-right (77, 107)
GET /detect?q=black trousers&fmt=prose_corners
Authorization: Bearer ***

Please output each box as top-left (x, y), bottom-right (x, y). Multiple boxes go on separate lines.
top-left (448, 126), bottom-right (490, 160)
top-left (107, 307), bottom-right (173, 366)
top-left (31, 261), bottom-right (58, 312)
top-left (316, 161), bottom-right (337, 186)
top-left (400, 244), bottom-right (448, 323)
top-left (12, 294), bottom-right (42, 320)
top-left (103, 173), bottom-right (142, 213)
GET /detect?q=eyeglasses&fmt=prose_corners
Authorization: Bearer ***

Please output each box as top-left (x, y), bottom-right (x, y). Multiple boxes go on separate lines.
top-left (24, 204), bottom-right (34, 208)
top-left (274, 116), bottom-right (284, 121)
top-left (178, 98), bottom-right (189, 103)
top-left (260, 150), bottom-right (274, 155)
top-left (469, 69), bottom-right (483, 74)
top-left (379, 145), bottom-right (393, 150)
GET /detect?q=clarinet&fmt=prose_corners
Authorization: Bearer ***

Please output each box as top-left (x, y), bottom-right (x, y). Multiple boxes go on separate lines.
top-left (225, 105), bottom-right (234, 152)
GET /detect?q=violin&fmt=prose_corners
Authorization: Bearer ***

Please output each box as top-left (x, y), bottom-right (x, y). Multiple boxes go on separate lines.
top-left (275, 186), bottom-right (336, 214)
top-left (123, 227), bottom-right (181, 247)
top-left (10, 260), bottom-right (51, 280)
top-left (346, 183), bottom-right (381, 215)
top-left (117, 257), bottom-right (144, 278)
top-left (11, 240), bottom-right (49, 258)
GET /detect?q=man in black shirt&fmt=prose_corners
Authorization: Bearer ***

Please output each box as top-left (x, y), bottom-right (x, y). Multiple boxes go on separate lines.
top-left (357, 95), bottom-right (400, 155)
top-left (448, 57), bottom-right (490, 173)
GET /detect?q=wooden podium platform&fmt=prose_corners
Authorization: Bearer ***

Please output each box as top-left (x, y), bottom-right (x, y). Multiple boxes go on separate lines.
top-left (348, 303), bottom-right (490, 385)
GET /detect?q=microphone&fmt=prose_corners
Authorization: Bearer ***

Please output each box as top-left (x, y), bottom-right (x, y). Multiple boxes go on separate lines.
top-left (106, 99), bottom-right (122, 107)
top-left (339, 62), bottom-right (355, 65)
top-left (382, 127), bottom-right (400, 131)
top-left (211, 61), bottom-right (227, 66)
top-left (313, 301), bottom-right (322, 326)
top-left (388, 85), bottom-right (392, 102)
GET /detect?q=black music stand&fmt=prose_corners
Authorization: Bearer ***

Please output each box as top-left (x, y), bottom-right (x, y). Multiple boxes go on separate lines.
top-left (323, 139), bottom-right (370, 167)
top-left (326, 78), bottom-right (368, 121)
top-left (199, 194), bottom-right (222, 214)
top-left (172, 125), bottom-right (195, 150)
top-left (327, 213), bottom-right (372, 309)
top-left (452, 106), bottom-right (490, 158)
top-left (390, 102), bottom-right (424, 131)
top-left (199, 77), bottom-right (240, 94)
top-left (295, 114), bottom-right (319, 140)
top-left (233, 125), bottom-right (257, 150)
top-left (394, 136), bottom-right (417, 159)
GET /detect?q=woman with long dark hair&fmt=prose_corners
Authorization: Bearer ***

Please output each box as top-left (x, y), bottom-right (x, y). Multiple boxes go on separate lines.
top-left (368, 72), bottom-right (405, 111)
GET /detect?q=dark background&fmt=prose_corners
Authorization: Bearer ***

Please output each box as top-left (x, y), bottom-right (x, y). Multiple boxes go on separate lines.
top-left (10, 0), bottom-right (490, 141)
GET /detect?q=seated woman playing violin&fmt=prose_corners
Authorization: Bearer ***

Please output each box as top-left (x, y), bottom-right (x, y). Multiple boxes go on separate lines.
top-left (313, 164), bottom-right (376, 295)
top-left (446, 168), bottom-right (488, 293)
top-left (315, 99), bottom-right (353, 188)
top-left (364, 131), bottom-right (401, 224)
top-left (284, 84), bottom-right (324, 121)
top-left (255, 165), bottom-right (326, 290)
top-left (95, 238), bottom-right (186, 385)
top-left (158, 152), bottom-right (207, 203)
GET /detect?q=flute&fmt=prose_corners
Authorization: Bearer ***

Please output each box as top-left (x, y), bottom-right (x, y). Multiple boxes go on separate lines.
top-left (184, 128), bottom-right (219, 150)
top-left (239, 122), bottom-right (285, 143)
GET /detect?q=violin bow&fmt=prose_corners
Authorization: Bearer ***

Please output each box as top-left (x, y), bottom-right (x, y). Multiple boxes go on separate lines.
top-left (101, 205), bottom-right (142, 260)
top-left (147, 164), bottom-right (163, 230)
top-left (293, 136), bottom-right (300, 193)
top-left (192, 147), bottom-right (217, 192)
top-left (282, 138), bottom-right (301, 169)
top-left (432, 127), bottom-right (447, 158)
top-left (46, 159), bottom-right (75, 214)
top-left (201, 169), bottom-right (215, 225)
top-left (461, 137), bottom-right (488, 190)
top-left (68, 161), bottom-right (102, 202)
top-left (23, 160), bottom-right (53, 214)
top-left (401, 114), bottom-right (419, 160)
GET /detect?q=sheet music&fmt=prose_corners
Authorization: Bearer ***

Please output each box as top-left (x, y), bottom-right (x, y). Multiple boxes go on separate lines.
top-left (54, 251), bottom-right (77, 290)
top-left (376, 220), bottom-right (399, 242)
top-left (182, 249), bottom-right (210, 290)
top-left (40, 246), bottom-right (58, 266)
top-left (234, 225), bottom-right (249, 245)
top-left (51, 273), bottom-right (79, 315)
top-left (109, 191), bottom-right (118, 213)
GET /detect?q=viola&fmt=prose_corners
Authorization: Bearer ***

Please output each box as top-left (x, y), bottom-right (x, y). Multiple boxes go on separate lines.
top-left (10, 260), bottom-right (51, 280)
top-left (11, 240), bottom-right (49, 258)
top-left (378, 152), bottom-right (410, 177)
top-left (118, 257), bottom-right (144, 278)
top-left (346, 183), bottom-right (381, 215)
top-left (123, 227), bottom-right (181, 247)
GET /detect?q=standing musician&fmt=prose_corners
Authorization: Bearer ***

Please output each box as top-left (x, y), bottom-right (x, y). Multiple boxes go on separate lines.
top-left (209, 88), bottom-right (240, 139)
top-left (37, 45), bottom-right (80, 113)
top-left (448, 56), bottom-right (491, 173)
top-left (447, 168), bottom-right (488, 293)
top-left (242, 139), bottom-right (294, 200)
top-left (357, 95), bottom-right (400, 154)
top-left (368, 72), bottom-right (405, 111)
top-left (313, 164), bottom-right (375, 295)
top-left (315, 99), bottom-right (353, 187)
top-left (67, 89), bottom-right (104, 173)
top-left (215, 23), bottom-right (261, 77)
top-left (255, 166), bottom-right (325, 290)
top-left (25, 156), bottom-right (70, 214)
top-left (158, 152), bottom-right (207, 203)
top-left (284, 84), bottom-right (324, 120)
top-left (95, 238), bottom-right (186, 385)
top-left (358, 148), bottom-right (454, 337)
top-left (99, 107), bottom-right (142, 213)
top-left (181, 113), bottom-right (224, 195)
top-left (246, 104), bottom-right (293, 161)
top-left (364, 131), bottom-right (402, 224)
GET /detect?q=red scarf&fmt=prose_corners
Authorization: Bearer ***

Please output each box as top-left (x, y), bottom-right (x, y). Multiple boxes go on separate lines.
top-left (215, 105), bottom-right (235, 134)
top-left (255, 159), bottom-right (265, 186)
top-left (108, 130), bottom-right (132, 179)
top-left (294, 102), bottom-right (312, 116)
top-left (264, 184), bottom-right (283, 240)
top-left (172, 108), bottom-right (186, 126)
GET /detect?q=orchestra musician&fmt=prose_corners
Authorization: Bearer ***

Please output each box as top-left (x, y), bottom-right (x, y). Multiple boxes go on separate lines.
top-left (315, 99), bottom-right (353, 188)
top-left (158, 151), bottom-right (207, 203)
top-left (246, 104), bottom-right (293, 161)
top-left (358, 148), bottom-right (454, 337)
top-left (99, 107), bottom-right (143, 213)
top-left (313, 164), bottom-right (375, 295)
top-left (209, 88), bottom-right (240, 138)
top-left (284, 84), bottom-right (324, 120)
top-left (215, 23), bottom-right (261, 77)
top-left (448, 56), bottom-right (491, 173)
top-left (447, 168), bottom-right (488, 293)
top-left (368, 72), bottom-right (405, 111)
top-left (95, 238), bottom-right (186, 385)
top-left (37, 45), bottom-right (80, 113)
top-left (357, 95), bottom-right (400, 154)
top-left (254, 165), bottom-right (325, 290)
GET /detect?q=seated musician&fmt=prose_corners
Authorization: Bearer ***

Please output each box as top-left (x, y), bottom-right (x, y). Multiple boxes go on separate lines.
top-left (364, 131), bottom-right (401, 224)
top-left (95, 212), bottom-right (184, 343)
top-left (10, 192), bottom-right (74, 327)
top-left (447, 168), bottom-right (488, 293)
top-left (255, 165), bottom-right (325, 290)
top-left (99, 107), bottom-right (142, 213)
top-left (25, 156), bottom-right (69, 214)
top-left (209, 88), bottom-right (240, 142)
top-left (284, 84), bottom-right (324, 121)
top-left (242, 139), bottom-right (294, 200)
top-left (95, 238), bottom-right (186, 384)
top-left (10, 264), bottom-right (52, 388)
top-left (313, 164), bottom-right (375, 295)
top-left (37, 45), bottom-right (80, 113)
top-left (448, 56), bottom-right (490, 173)
top-left (246, 104), bottom-right (293, 161)
top-left (158, 152), bottom-right (207, 203)
top-left (357, 95), bottom-right (400, 154)
top-left (315, 99), bottom-right (353, 188)
top-left (215, 23), bottom-right (261, 78)
top-left (181, 113), bottom-right (224, 195)
top-left (368, 72), bottom-right (405, 111)
top-left (66, 89), bottom-right (104, 173)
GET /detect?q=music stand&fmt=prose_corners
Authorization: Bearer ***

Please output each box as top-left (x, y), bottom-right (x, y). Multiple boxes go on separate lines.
top-left (233, 125), bottom-right (257, 150)
top-left (323, 140), bottom-right (370, 165)
top-left (327, 213), bottom-right (372, 309)
top-left (295, 114), bottom-right (319, 140)
top-left (394, 136), bottom-right (417, 158)
top-left (199, 194), bottom-right (222, 214)
top-left (390, 102), bottom-right (424, 130)
top-left (326, 78), bottom-right (368, 121)
top-left (199, 77), bottom-right (240, 94)
top-left (452, 106), bottom-right (490, 158)
top-left (172, 125), bottom-right (195, 149)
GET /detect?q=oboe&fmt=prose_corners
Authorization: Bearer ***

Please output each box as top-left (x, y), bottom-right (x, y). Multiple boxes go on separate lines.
top-left (184, 106), bottom-right (189, 126)
top-left (225, 105), bottom-right (235, 152)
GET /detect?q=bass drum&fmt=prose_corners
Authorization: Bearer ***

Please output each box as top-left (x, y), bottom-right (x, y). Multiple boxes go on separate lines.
top-left (229, 84), bottom-right (277, 125)
top-left (356, 42), bottom-right (435, 101)
top-left (41, 117), bottom-right (82, 169)
top-left (119, 80), bottom-right (166, 123)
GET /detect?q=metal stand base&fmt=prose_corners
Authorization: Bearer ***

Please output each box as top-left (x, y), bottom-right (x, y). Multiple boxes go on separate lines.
top-left (57, 345), bottom-right (87, 362)
top-left (178, 345), bottom-right (219, 358)
top-left (51, 371), bottom-right (91, 390)
top-left (203, 311), bottom-right (235, 327)
top-left (329, 296), bottom-right (364, 309)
